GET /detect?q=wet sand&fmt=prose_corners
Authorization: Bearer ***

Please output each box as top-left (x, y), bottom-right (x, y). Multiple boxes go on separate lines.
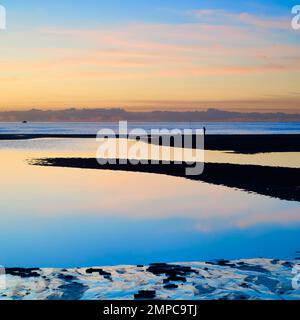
top-left (1, 259), bottom-right (299, 300)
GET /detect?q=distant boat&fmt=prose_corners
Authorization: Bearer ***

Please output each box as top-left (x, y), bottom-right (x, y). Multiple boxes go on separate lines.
top-left (22, 121), bottom-right (28, 124)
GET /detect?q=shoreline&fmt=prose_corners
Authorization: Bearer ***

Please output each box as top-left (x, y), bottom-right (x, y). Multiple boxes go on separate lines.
top-left (1, 133), bottom-right (300, 154)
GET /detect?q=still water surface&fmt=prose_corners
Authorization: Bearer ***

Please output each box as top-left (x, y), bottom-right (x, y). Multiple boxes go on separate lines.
top-left (0, 138), bottom-right (299, 267)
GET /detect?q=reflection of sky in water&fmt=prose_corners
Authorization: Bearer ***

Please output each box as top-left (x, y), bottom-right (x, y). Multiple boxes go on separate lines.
top-left (0, 138), bottom-right (299, 267)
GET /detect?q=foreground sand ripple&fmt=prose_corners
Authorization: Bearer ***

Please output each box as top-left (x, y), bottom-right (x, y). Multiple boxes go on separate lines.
top-left (1, 259), bottom-right (299, 300)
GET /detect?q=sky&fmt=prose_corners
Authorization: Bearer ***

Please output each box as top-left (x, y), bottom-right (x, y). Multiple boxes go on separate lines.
top-left (0, 0), bottom-right (300, 112)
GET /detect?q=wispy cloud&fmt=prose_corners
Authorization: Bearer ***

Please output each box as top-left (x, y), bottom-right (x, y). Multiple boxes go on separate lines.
top-left (190, 9), bottom-right (291, 30)
top-left (33, 18), bottom-right (300, 78)
top-left (0, 5), bottom-right (299, 110)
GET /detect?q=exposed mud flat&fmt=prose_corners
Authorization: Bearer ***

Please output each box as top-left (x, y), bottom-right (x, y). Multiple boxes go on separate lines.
top-left (1, 259), bottom-right (299, 300)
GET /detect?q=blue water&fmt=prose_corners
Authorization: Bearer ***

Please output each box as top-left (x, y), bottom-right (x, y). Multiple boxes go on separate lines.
top-left (0, 122), bottom-right (300, 135)
top-left (0, 135), bottom-right (299, 268)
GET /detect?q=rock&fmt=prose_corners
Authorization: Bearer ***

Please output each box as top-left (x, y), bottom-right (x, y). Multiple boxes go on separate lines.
top-left (86, 268), bottom-right (112, 280)
top-left (134, 290), bottom-right (156, 300)
top-left (147, 263), bottom-right (197, 277)
top-left (6, 268), bottom-right (40, 278)
top-left (164, 275), bottom-right (187, 283)
top-left (164, 284), bottom-right (178, 290)
top-left (58, 274), bottom-right (75, 281)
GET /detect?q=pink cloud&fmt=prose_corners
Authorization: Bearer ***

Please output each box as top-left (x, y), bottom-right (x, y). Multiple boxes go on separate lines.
top-left (237, 12), bottom-right (290, 30)
top-left (236, 207), bottom-right (300, 229)
top-left (191, 9), bottom-right (291, 30)
top-left (2, 12), bottom-right (299, 81)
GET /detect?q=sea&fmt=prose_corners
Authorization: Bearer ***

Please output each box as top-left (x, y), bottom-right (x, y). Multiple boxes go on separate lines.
top-left (0, 121), bottom-right (300, 135)
top-left (0, 121), bottom-right (299, 267)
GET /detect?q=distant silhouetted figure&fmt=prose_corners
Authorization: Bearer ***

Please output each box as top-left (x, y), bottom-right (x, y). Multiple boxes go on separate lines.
top-left (203, 127), bottom-right (206, 136)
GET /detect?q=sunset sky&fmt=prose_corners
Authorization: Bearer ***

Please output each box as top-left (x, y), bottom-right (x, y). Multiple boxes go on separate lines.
top-left (0, 0), bottom-right (300, 112)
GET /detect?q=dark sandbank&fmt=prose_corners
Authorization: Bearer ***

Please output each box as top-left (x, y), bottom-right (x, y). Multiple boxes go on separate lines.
top-left (31, 158), bottom-right (300, 202)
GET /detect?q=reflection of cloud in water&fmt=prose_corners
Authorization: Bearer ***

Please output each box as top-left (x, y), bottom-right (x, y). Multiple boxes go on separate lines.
top-left (0, 139), bottom-right (299, 234)
top-left (194, 206), bottom-right (300, 232)
top-left (1, 137), bottom-right (299, 167)
top-left (206, 150), bottom-right (300, 168)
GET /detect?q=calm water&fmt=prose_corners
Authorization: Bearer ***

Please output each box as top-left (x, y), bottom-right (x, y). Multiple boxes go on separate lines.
top-left (0, 122), bottom-right (300, 135)
top-left (0, 136), bottom-right (300, 268)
